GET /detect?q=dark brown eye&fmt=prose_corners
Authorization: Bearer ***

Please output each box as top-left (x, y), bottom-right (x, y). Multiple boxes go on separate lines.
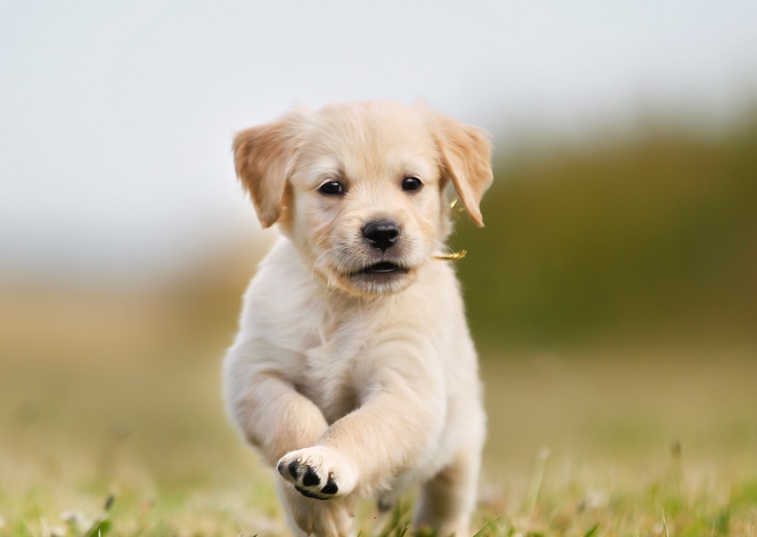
top-left (319, 181), bottom-right (345, 196)
top-left (402, 177), bottom-right (422, 192)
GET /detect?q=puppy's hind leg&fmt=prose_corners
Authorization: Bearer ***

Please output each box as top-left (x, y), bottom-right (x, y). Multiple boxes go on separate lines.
top-left (275, 478), bottom-right (308, 537)
top-left (412, 449), bottom-right (482, 537)
top-left (370, 488), bottom-right (403, 536)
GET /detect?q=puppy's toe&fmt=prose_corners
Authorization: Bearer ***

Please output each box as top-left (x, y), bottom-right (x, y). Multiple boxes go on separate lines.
top-left (277, 447), bottom-right (356, 500)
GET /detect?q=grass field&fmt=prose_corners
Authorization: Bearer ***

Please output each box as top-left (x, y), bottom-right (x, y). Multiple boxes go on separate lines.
top-left (1, 286), bottom-right (755, 537)
top-left (2, 111), bottom-right (756, 536)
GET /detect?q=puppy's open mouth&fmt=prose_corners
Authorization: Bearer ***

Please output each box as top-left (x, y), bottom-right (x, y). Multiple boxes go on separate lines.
top-left (338, 260), bottom-right (416, 294)
top-left (354, 262), bottom-right (409, 276)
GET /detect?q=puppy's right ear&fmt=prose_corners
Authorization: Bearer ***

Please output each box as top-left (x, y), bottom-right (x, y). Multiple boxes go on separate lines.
top-left (233, 112), bottom-right (304, 228)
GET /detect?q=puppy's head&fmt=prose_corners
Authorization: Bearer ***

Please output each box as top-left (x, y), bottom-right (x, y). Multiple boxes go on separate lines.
top-left (233, 101), bottom-right (492, 296)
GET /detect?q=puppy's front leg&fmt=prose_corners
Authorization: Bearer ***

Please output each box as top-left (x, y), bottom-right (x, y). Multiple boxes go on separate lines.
top-left (224, 358), bottom-right (329, 464)
top-left (278, 352), bottom-right (444, 499)
top-left (225, 357), bottom-right (357, 537)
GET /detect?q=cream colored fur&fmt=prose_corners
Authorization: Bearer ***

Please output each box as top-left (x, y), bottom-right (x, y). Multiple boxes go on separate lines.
top-left (224, 101), bottom-right (492, 537)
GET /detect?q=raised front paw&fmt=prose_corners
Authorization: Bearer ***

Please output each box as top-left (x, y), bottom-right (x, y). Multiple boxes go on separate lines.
top-left (277, 446), bottom-right (357, 500)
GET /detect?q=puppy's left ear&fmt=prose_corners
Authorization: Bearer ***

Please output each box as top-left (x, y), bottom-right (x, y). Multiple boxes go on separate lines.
top-left (233, 111), bottom-right (304, 228)
top-left (434, 115), bottom-right (493, 227)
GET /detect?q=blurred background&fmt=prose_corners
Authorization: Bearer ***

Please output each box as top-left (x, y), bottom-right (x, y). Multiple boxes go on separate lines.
top-left (1, 0), bottom-right (756, 532)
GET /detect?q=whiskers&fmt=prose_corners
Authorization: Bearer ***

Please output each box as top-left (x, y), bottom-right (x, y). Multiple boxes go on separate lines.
top-left (307, 230), bottom-right (421, 296)
top-left (308, 235), bottom-right (365, 295)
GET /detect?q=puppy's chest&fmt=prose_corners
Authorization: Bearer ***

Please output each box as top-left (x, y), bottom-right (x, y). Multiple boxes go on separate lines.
top-left (296, 320), bottom-right (372, 424)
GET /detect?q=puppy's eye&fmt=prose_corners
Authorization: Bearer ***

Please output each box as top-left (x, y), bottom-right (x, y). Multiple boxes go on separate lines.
top-left (318, 181), bottom-right (345, 196)
top-left (402, 177), bottom-right (423, 192)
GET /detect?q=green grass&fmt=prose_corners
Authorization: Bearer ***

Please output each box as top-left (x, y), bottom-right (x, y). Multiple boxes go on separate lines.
top-left (1, 287), bottom-right (755, 536)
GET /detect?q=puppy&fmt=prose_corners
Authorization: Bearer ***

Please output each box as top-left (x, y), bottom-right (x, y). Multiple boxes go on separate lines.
top-left (224, 101), bottom-right (492, 537)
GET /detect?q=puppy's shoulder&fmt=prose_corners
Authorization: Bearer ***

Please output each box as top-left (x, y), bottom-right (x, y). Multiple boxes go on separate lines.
top-left (239, 236), bottom-right (322, 333)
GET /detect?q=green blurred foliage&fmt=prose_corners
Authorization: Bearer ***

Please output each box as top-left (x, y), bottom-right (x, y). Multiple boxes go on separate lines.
top-left (451, 112), bottom-right (757, 349)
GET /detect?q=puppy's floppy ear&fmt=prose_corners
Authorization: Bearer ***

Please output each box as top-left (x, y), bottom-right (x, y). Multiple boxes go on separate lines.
top-left (233, 111), bottom-right (304, 228)
top-left (434, 115), bottom-right (493, 227)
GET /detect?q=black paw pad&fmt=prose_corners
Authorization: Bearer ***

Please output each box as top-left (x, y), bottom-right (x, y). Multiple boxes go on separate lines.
top-left (292, 473), bottom-right (339, 500)
top-left (302, 467), bottom-right (321, 487)
top-left (288, 460), bottom-right (302, 479)
top-left (321, 475), bottom-right (338, 495)
top-left (295, 486), bottom-right (327, 500)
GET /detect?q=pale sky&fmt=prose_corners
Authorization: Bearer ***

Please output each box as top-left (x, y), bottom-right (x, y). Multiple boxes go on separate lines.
top-left (1, 0), bottom-right (756, 282)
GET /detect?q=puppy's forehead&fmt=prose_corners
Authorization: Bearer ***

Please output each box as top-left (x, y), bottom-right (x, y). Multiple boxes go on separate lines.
top-left (298, 102), bottom-right (440, 180)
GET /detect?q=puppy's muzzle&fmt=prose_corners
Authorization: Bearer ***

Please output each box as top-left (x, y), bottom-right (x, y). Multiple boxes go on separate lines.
top-left (362, 219), bottom-right (400, 252)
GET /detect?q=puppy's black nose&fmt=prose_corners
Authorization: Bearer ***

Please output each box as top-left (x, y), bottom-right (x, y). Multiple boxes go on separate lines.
top-left (362, 219), bottom-right (400, 251)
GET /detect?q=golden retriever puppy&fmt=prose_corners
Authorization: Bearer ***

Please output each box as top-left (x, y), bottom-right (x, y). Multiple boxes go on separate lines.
top-left (224, 101), bottom-right (492, 537)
